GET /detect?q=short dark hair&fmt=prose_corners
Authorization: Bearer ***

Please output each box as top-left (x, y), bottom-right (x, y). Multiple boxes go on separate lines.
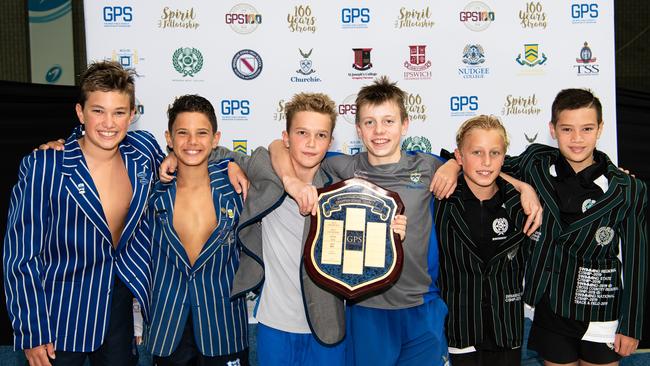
top-left (167, 95), bottom-right (218, 133)
top-left (551, 88), bottom-right (603, 125)
top-left (79, 61), bottom-right (136, 109)
top-left (355, 76), bottom-right (408, 124)
top-left (285, 92), bottom-right (337, 133)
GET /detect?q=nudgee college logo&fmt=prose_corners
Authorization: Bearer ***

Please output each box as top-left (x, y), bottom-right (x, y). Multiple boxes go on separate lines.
top-left (172, 47), bottom-right (203, 77)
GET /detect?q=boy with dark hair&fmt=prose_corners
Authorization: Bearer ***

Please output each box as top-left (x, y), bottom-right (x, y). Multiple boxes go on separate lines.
top-left (3, 61), bottom-right (164, 366)
top-left (437, 115), bottom-right (530, 366)
top-left (269, 77), bottom-right (449, 366)
top-left (146, 94), bottom-right (248, 366)
top-left (440, 88), bottom-right (647, 365)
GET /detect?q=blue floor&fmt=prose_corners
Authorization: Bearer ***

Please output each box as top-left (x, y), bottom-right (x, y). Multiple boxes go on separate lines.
top-left (1, 321), bottom-right (649, 365)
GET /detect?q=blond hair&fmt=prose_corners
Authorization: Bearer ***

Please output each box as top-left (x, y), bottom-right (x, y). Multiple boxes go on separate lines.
top-left (285, 92), bottom-right (337, 133)
top-left (456, 114), bottom-right (509, 150)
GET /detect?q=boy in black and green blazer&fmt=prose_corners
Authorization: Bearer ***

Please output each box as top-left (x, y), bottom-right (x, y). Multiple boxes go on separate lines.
top-left (436, 115), bottom-right (532, 366)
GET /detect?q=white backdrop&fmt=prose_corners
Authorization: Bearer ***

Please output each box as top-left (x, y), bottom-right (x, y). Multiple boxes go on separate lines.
top-left (84, 1), bottom-right (616, 161)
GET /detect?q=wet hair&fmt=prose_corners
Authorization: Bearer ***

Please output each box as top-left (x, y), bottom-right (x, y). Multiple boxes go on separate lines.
top-left (456, 114), bottom-right (509, 151)
top-left (551, 88), bottom-right (602, 126)
top-left (355, 76), bottom-right (408, 124)
top-left (167, 94), bottom-right (218, 133)
top-left (285, 92), bottom-right (337, 133)
top-left (79, 61), bottom-right (136, 109)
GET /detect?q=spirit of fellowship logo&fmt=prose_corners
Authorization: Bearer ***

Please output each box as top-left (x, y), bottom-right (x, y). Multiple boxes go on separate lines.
top-left (501, 94), bottom-right (541, 116)
top-left (394, 6), bottom-right (434, 29)
top-left (158, 7), bottom-right (199, 29)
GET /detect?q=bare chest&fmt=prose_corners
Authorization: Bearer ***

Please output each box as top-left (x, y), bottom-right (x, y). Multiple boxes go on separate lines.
top-left (88, 160), bottom-right (133, 247)
top-left (173, 187), bottom-right (217, 266)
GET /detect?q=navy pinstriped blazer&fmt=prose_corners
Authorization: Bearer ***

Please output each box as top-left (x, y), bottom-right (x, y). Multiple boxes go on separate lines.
top-left (3, 130), bottom-right (164, 352)
top-left (146, 161), bottom-right (247, 357)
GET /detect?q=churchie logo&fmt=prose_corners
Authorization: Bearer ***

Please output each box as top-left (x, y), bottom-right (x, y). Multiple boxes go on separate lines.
top-left (519, 2), bottom-right (547, 29)
top-left (394, 6), bottom-right (434, 29)
top-left (158, 7), bottom-right (199, 29)
top-left (501, 94), bottom-right (541, 116)
top-left (287, 5), bottom-right (316, 33)
top-left (405, 93), bottom-right (427, 122)
top-left (292, 48), bottom-right (322, 83)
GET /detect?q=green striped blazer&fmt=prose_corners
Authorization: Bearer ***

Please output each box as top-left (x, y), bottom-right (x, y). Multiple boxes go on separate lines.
top-left (435, 177), bottom-right (530, 349)
top-left (503, 143), bottom-right (648, 339)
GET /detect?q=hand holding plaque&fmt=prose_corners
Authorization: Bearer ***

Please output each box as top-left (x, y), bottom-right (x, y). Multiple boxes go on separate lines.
top-left (304, 178), bottom-right (405, 299)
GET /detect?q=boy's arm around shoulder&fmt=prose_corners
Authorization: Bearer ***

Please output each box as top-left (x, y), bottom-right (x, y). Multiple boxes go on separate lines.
top-left (3, 151), bottom-right (56, 349)
top-left (616, 177), bottom-right (648, 341)
top-left (129, 130), bottom-right (166, 181)
top-left (502, 143), bottom-right (556, 180)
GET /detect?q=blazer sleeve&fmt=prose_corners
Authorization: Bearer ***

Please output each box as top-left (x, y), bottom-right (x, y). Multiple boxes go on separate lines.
top-left (502, 143), bottom-right (555, 180)
top-left (3, 152), bottom-right (54, 349)
top-left (616, 178), bottom-right (648, 339)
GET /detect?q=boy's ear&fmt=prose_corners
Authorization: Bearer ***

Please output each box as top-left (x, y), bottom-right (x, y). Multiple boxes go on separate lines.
top-left (548, 121), bottom-right (557, 140)
top-left (75, 103), bottom-right (84, 124)
top-left (212, 131), bottom-right (221, 149)
top-left (282, 130), bottom-right (290, 148)
top-left (164, 130), bottom-right (172, 149)
top-left (596, 121), bottom-right (604, 139)
top-left (401, 118), bottom-right (410, 136)
top-left (454, 148), bottom-right (463, 166)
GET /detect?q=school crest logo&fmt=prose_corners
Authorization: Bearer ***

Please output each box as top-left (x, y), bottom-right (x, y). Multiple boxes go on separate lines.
top-left (595, 226), bottom-right (615, 246)
top-left (463, 44), bottom-right (485, 65)
top-left (232, 49), bottom-right (263, 80)
top-left (525, 132), bottom-right (538, 143)
top-left (582, 198), bottom-right (596, 212)
top-left (410, 171), bottom-right (422, 184)
top-left (233, 140), bottom-right (248, 154)
top-left (516, 44), bottom-right (547, 67)
top-left (492, 218), bottom-right (508, 235)
top-left (576, 41), bottom-right (597, 63)
top-left (401, 136), bottom-right (432, 153)
top-left (352, 48), bottom-right (373, 70)
top-left (172, 47), bottom-right (203, 77)
top-left (297, 48), bottom-right (315, 75)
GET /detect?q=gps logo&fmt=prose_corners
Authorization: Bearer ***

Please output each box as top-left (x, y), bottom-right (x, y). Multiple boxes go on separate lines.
top-left (338, 94), bottom-right (358, 124)
top-left (450, 96), bottom-right (479, 116)
top-left (103, 6), bottom-right (132, 23)
top-left (221, 100), bottom-right (250, 116)
top-left (221, 100), bottom-right (250, 121)
top-left (571, 3), bottom-right (598, 22)
top-left (341, 8), bottom-right (370, 28)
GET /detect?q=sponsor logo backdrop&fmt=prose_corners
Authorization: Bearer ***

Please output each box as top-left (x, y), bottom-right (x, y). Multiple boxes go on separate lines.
top-left (84, 1), bottom-right (617, 160)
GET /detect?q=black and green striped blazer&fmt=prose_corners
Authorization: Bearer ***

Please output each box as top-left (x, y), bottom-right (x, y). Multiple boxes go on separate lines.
top-left (503, 143), bottom-right (648, 339)
top-left (435, 177), bottom-right (530, 349)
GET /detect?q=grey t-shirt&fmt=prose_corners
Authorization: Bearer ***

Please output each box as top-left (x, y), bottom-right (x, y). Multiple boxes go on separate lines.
top-left (321, 152), bottom-right (443, 309)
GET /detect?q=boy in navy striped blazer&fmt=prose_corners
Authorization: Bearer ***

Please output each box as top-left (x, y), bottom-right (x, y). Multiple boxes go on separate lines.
top-left (146, 95), bottom-right (248, 366)
top-left (3, 61), bottom-right (164, 366)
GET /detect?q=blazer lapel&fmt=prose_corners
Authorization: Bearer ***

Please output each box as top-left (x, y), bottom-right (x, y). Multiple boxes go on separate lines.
top-left (447, 198), bottom-right (484, 263)
top-left (61, 140), bottom-right (113, 246)
top-left (116, 142), bottom-right (153, 251)
top-left (154, 185), bottom-right (192, 271)
top-left (192, 163), bottom-right (239, 272)
top-left (562, 164), bottom-right (628, 236)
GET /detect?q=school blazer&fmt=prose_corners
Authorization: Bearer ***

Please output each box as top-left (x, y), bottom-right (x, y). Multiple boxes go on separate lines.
top-left (503, 143), bottom-right (648, 339)
top-left (211, 147), bottom-right (346, 346)
top-left (146, 161), bottom-right (247, 357)
top-left (3, 130), bottom-right (163, 352)
top-left (435, 178), bottom-right (529, 349)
